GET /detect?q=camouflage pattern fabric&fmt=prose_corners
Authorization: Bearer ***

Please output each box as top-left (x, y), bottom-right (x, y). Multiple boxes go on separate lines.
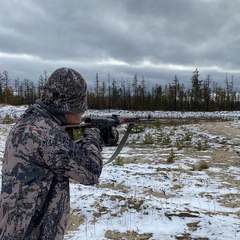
top-left (41, 67), bottom-right (87, 114)
top-left (0, 106), bottom-right (103, 240)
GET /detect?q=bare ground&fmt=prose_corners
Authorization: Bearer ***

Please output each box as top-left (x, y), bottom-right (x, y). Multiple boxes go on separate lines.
top-left (65, 120), bottom-right (240, 239)
top-left (1, 121), bottom-right (240, 239)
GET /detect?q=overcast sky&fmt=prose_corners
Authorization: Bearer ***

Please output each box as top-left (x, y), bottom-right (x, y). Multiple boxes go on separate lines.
top-left (1, 0), bottom-right (240, 89)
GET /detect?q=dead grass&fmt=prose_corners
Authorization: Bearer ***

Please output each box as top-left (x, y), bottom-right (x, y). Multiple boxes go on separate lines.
top-left (104, 230), bottom-right (153, 240)
top-left (1, 118), bottom-right (234, 239)
top-left (76, 119), bottom-right (240, 238)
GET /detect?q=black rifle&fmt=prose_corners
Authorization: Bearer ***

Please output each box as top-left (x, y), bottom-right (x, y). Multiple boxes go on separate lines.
top-left (27, 104), bottom-right (154, 163)
top-left (64, 114), bottom-right (154, 146)
top-left (63, 114), bottom-right (154, 164)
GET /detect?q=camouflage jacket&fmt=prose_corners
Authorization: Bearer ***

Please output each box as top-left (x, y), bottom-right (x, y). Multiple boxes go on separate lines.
top-left (0, 106), bottom-right (103, 240)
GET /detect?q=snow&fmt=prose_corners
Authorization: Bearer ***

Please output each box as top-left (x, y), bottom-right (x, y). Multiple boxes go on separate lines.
top-left (0, 105), bottom-right (240, 240)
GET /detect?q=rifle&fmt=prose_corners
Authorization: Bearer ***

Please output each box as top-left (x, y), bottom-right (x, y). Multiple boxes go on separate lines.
top-left (64, 114), bottom-right (154, 164)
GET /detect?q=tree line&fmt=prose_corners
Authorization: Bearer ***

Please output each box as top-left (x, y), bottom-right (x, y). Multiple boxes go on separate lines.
top-left (0, 70), bottom-right (48, 106)
top-left (0, 69), bottom-right (239, 111)
top-left (88, 69), bottom-right (240, 111)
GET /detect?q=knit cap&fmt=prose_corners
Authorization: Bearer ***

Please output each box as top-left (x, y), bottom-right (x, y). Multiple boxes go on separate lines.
top-left (41, 67), bottom-right (87, 114)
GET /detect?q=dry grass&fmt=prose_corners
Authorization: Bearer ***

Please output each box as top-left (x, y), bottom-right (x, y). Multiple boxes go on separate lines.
top-left (65, 120), bottom-right (240, 239)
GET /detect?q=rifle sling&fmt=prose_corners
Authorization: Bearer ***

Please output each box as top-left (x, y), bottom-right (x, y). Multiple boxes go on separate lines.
top-left (104, 123), bottom-right (134, 165)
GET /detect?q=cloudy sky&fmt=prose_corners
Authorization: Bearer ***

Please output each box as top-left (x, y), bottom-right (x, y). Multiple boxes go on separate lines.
top-left (1, 0), bottom-right (240, 88)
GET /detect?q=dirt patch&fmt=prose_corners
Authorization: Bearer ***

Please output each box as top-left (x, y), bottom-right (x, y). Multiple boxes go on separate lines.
top-left (199, 121), bottom-right (240, 140)
top-left (1, 118), bottom-right (239, 239)
top-left (97, 180), bottom-right (130, 193)
top-left (4, 118), bottom-right (232, 240)
top-left (66, 214), bottom-right (85, 231)
top-left (104, 230), bottom-right (153, 240)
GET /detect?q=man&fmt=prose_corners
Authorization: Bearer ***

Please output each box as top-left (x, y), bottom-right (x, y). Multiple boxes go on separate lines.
top-left (0, 67), bottom-right (103, 239)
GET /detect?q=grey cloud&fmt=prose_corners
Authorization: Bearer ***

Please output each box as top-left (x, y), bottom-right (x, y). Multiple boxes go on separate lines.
top-left (0, 0), bottom-right (240, 87)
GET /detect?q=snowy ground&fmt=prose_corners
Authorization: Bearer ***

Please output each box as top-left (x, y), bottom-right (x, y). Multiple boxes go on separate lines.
top-left (0, 105), bottom-right (240, 240)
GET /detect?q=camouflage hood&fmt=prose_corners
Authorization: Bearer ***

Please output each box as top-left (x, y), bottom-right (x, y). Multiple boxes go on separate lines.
top-left (40, 67), bottom-right (87, 114)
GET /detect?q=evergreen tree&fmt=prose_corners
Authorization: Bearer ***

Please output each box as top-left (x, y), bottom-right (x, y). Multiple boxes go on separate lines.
top-left (191, 69), bottom-right (202, 111)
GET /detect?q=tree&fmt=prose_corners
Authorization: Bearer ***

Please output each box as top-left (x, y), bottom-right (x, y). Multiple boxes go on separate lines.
top-left (225, 75), bottom-right (235, 110)
top-left (191, 69), bottom-right (202, 111)
top-left (2, 70), bottom-right (10, 90)
top-left (94, 73), bottom-right (100, 109)
top-left (2, 87), bottom-right (14, 104)
top-left (38, 75), bottom-right (45, 99)
top-left (139, 76), bottom-right (147, 110)
top-left (99, 81), bottom-right (107, 109)
top-left (14, 78), bottom-right (21, 105)
top-left (172, 75), bottom-right (180, 111)
top-left (24, 78), bottom-right (31, 103)
top-left (202, 74), bottom-right (212, 111)
top-left (152, 84), bottom-right (162, 110)
top-left (0, 73), bottom-right (4, 102)
top-left (132, 74), bottom-right (139, 110)
top-left (120, 78), bottom-right (127, 110)
top-left (107, 71), bottom-right (111, 110)
top-left (178, 83), bottom-right (185, 111)
top-left (1, 70), bottom-right (11, 103)
top-left (111, 78), bottom-right (118, 108)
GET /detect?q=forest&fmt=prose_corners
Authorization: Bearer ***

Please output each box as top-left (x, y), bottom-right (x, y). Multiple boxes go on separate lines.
top-left (0, 68), bottom-right (239, 111)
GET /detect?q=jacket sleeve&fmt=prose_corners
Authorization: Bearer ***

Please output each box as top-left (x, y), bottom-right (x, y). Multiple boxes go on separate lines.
top-left (37, 122), bottom-right (103, 185)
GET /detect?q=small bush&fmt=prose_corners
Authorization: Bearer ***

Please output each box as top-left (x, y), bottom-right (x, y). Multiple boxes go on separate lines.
top-left (162, 134), bottom-right (171, 145)
top-left (155, 130), bottom-right (164, 143)
top-left (195, 140), bottom-right (210, 151)
top-left (184, 130), bottom-right (192, 141)
top-left (167, 149), bottom-right (177, 163)
top-left (129, 134), bottom-right (140, 144)
top-left (154, 119), bottom-right (161, 129)
top-left (143, 133), bottom-right (154, 144)
top-left (192, 160), bottom-right (209, 171)
top-left (131, 124), bottom-right (145, 133)
top-left (198, 160), bottom-right (209, 170)
top-left (3, 114), bottom-right (15, 124)
top-left (176, 137), bottom-right (184, 150)
top-left (113, 156), bottom-right (124, 166)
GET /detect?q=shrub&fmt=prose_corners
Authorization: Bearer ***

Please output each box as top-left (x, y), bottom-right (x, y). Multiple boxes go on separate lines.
top-left (143, 133), bottom-right (154, 144)
top-left (167, 149), bottom-right (177, 163)
top-left (195, 140), bottom-right (210, 151)
top-left (113, 156), bottom-right (124, 166)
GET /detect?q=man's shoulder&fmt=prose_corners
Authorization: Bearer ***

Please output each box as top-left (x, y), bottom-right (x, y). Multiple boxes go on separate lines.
top-left (12, 113), bottom-right (61, 139)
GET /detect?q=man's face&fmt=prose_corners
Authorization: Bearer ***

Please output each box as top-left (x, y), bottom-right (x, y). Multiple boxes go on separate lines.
top-left (64, 112), bottom-right (83, 124)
